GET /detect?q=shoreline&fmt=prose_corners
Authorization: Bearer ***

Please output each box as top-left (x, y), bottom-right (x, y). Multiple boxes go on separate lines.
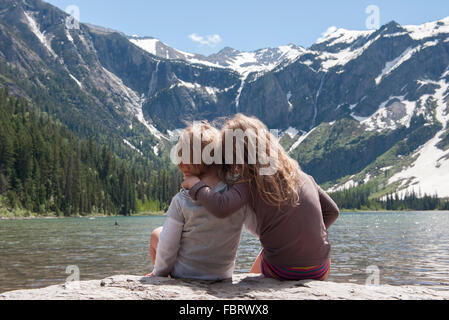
top-left (339, 209), bottom-right (449, 213)
top-left (1, 274), bottom-right (448, 300)
top-left (0, 211), bottom-right (165, 221)
top-left (3, 210), bottom-right (449, 220)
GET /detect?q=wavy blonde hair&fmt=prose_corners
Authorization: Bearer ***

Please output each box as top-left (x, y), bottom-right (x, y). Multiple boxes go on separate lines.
top-left (220, 114), bottom-right (303, 207)
top-left (176, 121), bottom-right (221, 175)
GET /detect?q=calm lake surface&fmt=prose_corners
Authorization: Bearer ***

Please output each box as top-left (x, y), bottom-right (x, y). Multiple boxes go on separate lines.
top-left (1, 211), bottom-right (449, 293)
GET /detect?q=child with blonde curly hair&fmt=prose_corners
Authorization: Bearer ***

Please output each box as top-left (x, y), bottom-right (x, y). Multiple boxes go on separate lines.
top-left (182, 114), bottom-right (339, 281)
top-left (148, 122), bottom-right (255, 280)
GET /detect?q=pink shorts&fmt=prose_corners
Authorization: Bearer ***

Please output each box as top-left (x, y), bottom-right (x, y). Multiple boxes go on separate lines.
top-left (261, 257), bottom-right (331, 281)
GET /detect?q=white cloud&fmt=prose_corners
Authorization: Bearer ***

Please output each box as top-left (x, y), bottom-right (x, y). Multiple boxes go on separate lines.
top-left (188, 33), bottom-right (222, 47)
top-left (317, 26), bottom-right (338, 42)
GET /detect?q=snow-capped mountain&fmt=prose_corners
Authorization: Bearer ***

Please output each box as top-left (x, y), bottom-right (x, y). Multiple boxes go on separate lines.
top-left (0, 0), bottom-right (240, 156)
top-left (129, 36), bottom-right (208, 64)
top-left (130, 36), bottom-right (305, 75)
top-left (289, 18), bottom-right (449, 198)
top-left (1, 0), bottom-right (449, 199)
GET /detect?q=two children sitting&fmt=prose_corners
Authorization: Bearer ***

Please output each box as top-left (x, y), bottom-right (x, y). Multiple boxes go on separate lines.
top-left (149, 114), bottom-right (339, 281)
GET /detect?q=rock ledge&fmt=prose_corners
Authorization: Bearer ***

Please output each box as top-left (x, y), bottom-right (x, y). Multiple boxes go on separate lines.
top-left (1, 274), bottom-right (448, 300)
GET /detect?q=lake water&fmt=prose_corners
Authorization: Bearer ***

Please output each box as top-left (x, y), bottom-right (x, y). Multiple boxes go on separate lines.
top-left (1, 211), bottom-right (449, 293)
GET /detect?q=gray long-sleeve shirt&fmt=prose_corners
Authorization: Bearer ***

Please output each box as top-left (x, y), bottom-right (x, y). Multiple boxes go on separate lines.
top-left (189, 172), bottom-right (340, 267)
top-left (153, 182), bottom-right (255, 280)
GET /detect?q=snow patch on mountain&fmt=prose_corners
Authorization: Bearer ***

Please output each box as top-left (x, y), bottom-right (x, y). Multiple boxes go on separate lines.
top-left (360, 96), bottom-right (417, 132)
top-left (123, 139), bottom-right (143, 156)
top-left (167, 129), bottom-right (184, 142)
top-left (387, 80), bottom-right (449, 197)
top-left (66, 29), bottom-right (74, 43)
top-left (317, 28), bottom-right (374, 47)
top-left (375, 47), bottom-right (417, 85)
top-left (130, 37), bottom-right (223, 69)
top-left (317, 34), bottom-right (381, 71)
top-left (135, 109), bottom-right (166, 143)
top-left (69, 74), bottom-right (82, 89)
top-left (23, 11), bottom-right (57, 58)
top-left (235, 74), bottom-right (248, 109)
top-left (441, 67), bottom-right (449, 78)
top-left (100, 66), bottom-right (166, 143)
top-left (278, 45), bottom-right (305, 61)
top-left (351, 113), bottom-right (370, 122)
top-left (286, 91), bottom-right (293, 111)
top-left (172, 79), bottom-right (232, 103)
top-left (288, 127), bottom-right (316, 153)
top-left (327, 178), bottom-right (358, 193)
top-left (130, 38), bottom-right (158, 55)
top-left (211, 45), bottom-right (306, 75)
top-left (174, 79), bottom-right (224, 93)
top-left (101, 67), bottom-right (142, 113)
top-left (283, 127), bottom-right (299, 139)
top-left (384, 32), bottom-right (409, 38)
top-left (404, 16), bottom-right (449, 40)
top-left (375, 41), bottom-right (440, 85)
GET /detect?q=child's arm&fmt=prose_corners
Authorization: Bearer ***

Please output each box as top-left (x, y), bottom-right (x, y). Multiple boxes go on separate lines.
top-left (243, 207), bottom-right (259, 238)
top-left (317, 186), bottom-right (340, 230)
top-left (189, 181), bottom-right (251, 219)
top-left (309, 175), bottom-right (340, 230)
top-left (152, 196), bottom-right (184, 277)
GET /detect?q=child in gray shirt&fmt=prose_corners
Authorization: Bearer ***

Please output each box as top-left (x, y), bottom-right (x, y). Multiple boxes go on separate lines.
top-left (149, 122), bottom-right (256, 280)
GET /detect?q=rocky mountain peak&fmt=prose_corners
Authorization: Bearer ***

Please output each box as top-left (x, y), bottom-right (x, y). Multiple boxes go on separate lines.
top-left (1, 0), bottom-right (449, 198)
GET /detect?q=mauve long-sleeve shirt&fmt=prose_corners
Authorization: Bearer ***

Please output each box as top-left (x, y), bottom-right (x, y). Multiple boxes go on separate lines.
top-left (189, 171), bottom-right (340, 267)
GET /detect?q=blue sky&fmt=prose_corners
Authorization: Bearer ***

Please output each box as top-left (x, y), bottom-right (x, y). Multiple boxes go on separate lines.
top-left (46, 0), bottom-right (449, 55)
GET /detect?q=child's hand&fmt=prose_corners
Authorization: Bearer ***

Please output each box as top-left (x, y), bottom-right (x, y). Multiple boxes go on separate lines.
top-left (182, 175), bottom-right (201, 190)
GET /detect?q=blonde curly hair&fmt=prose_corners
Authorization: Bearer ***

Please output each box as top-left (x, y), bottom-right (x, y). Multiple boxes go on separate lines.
top-left (220, 114), bottom-right (303, 207)
top-left (175, 121), bottom-right (221, 175)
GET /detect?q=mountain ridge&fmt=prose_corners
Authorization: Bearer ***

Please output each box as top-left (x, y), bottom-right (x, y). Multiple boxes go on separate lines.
top-left (1, 0), bottom-right (449, 200)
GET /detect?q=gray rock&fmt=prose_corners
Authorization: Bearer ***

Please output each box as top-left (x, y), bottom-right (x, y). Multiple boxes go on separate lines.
top-left (1, 274), bottom-right (448, 300)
